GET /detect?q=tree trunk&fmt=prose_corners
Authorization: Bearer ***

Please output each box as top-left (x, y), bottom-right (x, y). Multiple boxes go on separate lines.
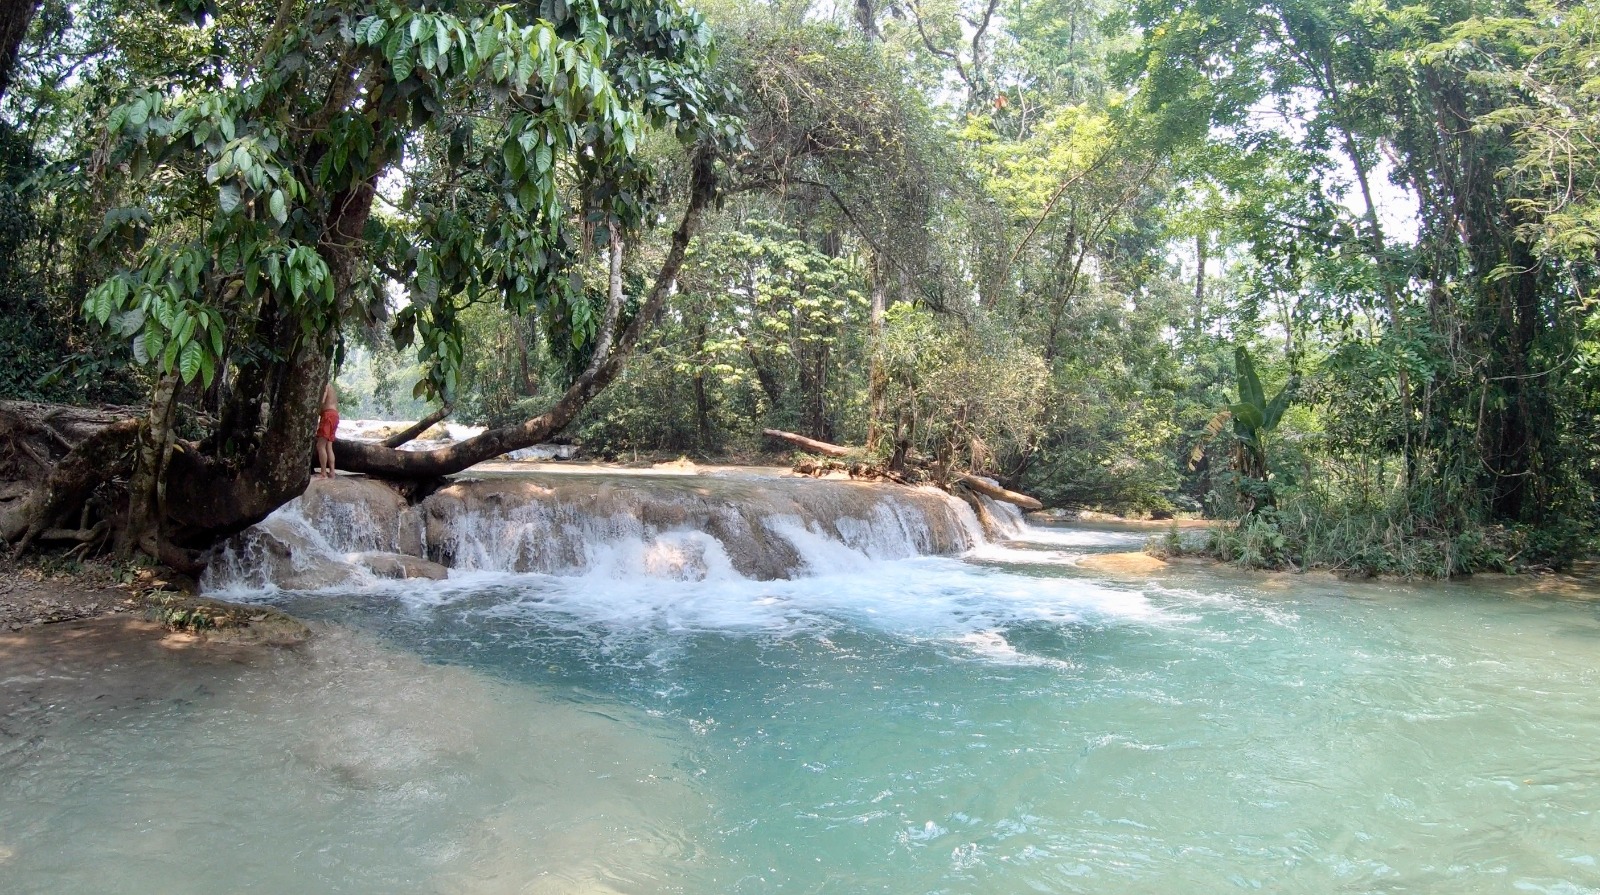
top-left (0, 0), bottom-right (42, 101)
top-left (865, 251), bottom-right (889, 454)
top-left (117, 374), bottom-right (179, 557)
top-left (161, 176), bottom-right (377, 545)
top-left (957, 473), bottom-right (1043, 510)
top-left (692, 320), bottom-right (711, 447)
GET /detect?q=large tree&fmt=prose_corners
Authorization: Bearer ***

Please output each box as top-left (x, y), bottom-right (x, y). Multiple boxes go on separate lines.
top-left (2, 0), bottom-right (738, 564)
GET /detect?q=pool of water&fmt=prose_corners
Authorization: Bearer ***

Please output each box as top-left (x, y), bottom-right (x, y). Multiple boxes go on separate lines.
top-left (4, 523), bottom-right (1600, 894)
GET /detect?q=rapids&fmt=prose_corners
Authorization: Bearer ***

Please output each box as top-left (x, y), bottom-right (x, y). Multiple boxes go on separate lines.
top-left (203, 469), bottom-right (983, 590)
top-left (5, 467), bottom-right (1600, 894)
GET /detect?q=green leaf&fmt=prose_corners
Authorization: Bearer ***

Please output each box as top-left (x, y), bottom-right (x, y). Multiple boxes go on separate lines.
top-left (162, 335), bottom-right (180, 374)
top-left (142, 327), bottom-right (163, 366)
top-left (218, 183), bottom-right (241, 214)
top-left (1263, 385), bottom-right (1293, 432)
top-left (515, 50), bottom-right (535, 89)
top-left (1234, 346), bottom-right (1265, 411)
top-left (151, 297), bottom-right (174, 330)
top-left (85, 284), bottom-right (112, 325)
top-left (113, 307), bottom-right (145, 337)
top-left (269, 189), bottom-right (287, 224)
top-left (176, 313), bottom-right (197, 347)
top-left (1229, 402), bottom-right (1265, 432)
top-left (179, 340), bottom-right (204, 383)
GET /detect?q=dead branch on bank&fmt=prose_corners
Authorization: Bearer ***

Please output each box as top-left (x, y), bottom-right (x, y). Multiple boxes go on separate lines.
top-left (761, 428), bottom-right (1045, 509)
top-left (762, 428), bottom-right (855, 458)
top-left (954, 473), bottom-right (1043, 510)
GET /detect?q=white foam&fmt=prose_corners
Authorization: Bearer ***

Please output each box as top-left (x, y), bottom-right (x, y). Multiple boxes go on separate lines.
top-left (1000, 525), bottom-right (1150, 549)
top-left (407, 553), bottom-right (1162, 652)
top-left (206, 472), bottom-right (1173, 665)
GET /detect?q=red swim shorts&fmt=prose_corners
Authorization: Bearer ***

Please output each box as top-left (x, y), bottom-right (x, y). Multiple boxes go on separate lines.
top-left (316, 408), bottom-right (339, 442)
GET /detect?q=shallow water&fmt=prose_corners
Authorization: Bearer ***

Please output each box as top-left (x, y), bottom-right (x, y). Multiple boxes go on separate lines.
top-left (5, 519), bottom-right (1600, 894)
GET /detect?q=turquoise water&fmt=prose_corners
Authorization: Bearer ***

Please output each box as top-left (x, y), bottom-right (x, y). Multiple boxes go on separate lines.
top-left (4, 524), bottom-right (1600, 893)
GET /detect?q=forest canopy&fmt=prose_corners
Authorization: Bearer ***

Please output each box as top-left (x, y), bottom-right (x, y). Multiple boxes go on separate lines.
top-left (0, 0), bottom-right (1597, 576)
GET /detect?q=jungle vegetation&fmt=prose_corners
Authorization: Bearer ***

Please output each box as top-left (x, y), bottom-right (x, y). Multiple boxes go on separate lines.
top-left (0, 0), bottom-right (1596, 577)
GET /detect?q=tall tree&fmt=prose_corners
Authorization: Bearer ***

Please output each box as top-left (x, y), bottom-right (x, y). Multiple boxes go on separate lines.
top-left (3, 0), bottom-right (738, 564)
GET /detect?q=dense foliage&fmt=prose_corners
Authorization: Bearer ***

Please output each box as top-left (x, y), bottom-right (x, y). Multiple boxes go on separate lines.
top-left (3, 0), bottom-right (1598, 573)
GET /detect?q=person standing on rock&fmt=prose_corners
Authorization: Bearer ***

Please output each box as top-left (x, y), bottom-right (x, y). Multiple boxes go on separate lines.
top-left (315, 382), bottom-right (339, 479)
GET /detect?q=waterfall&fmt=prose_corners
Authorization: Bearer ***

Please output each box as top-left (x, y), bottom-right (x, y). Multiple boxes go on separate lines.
top-left (204, 472), bottom-right (989, 593)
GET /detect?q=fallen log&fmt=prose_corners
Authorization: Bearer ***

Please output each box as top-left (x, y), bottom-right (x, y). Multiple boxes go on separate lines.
top-left (956, 473), bottom-right (1044, 511)
top-left (761, 428), bottom-right (855, 458)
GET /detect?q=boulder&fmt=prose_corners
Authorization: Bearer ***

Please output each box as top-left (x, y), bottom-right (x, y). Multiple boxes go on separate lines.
top-left (1077, 551), bottom-right (1168, 576)
top-left (297, 477), bottom-right (423, 557)
top-left (211, 516), bottom-right (364, 591)
top-left (355, 552), bottom-right (450, 581)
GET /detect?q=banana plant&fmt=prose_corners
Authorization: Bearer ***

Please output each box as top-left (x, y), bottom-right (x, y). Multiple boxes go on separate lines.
top-left (1192, 347), bottom-right (1296, 499)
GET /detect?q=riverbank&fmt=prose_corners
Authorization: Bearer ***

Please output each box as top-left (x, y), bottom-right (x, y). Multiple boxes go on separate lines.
top-left (0, 559), bottom-right (310, 648)
top-left (1077, 547), bottom-right (1600, 599)
top-left (0, 561), bottom-right (143, 631)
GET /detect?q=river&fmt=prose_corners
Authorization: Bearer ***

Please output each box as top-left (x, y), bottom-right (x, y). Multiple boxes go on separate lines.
top-left (2, 469), bottom-right (1598, 893)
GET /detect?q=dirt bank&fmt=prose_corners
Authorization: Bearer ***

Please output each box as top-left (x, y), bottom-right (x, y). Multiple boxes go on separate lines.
top-left (0, 561), bottom-right (142, 631)
top-left (0, 559), bottom-right (310, 647)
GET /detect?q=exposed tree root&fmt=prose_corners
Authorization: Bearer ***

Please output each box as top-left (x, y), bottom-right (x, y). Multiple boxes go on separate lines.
top-left (39, 521), bottom-right (109, 542)
top-left (7, 419), bottom-right (139, 553)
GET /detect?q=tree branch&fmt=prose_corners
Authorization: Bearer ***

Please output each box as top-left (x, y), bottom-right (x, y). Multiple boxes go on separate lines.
top-left (1007, 148), bottom-right (1118, 268)
top-left (381, 403), bottom-right (453, 448)
top-left (335, 146), bottom-right (720, 478)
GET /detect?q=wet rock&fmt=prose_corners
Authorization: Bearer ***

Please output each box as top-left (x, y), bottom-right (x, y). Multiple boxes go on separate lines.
top-left (213, 516), bottom-right (364, 591)
top-left (355, 552), bottom-right (449, 581)
top-left (215, 471), bottom-right (982, 586)
top-left (146, 593), bottom-right (311, 646)
top-left (298, 477), bottom-right (423, 557)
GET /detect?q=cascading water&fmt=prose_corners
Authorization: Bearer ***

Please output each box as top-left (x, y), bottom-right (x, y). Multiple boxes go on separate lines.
top-left (203, 470), bottom-right (989, 592)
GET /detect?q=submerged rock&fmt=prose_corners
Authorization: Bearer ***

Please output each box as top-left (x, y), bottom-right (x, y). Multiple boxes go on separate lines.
top-left (1077, 551), bottom-right (1169, 576)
